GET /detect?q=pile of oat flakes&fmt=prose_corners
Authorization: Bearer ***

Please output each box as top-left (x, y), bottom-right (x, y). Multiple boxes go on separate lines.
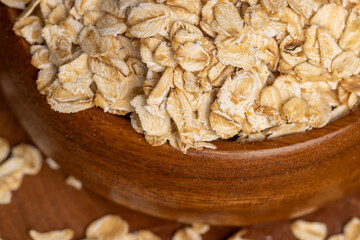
top-left (4, 0), bottom-right (360, 152)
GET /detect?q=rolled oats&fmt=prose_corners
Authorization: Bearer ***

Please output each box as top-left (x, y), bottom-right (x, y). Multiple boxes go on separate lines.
top-left (13, 16), bottom-right (44, 44)
top-left (327, 235), bottom-right (346, 240)
top-left (276, 7), bottom-right (305, 41)
top-left (82, 10), bottom-right (105, 26)
top-left (75, 0), bottom-right (102, 16)
top-left (311, 3), bottom-right (348, 40)
top-left (131, 95), bottom-right (172, 144)
top-left (29, 229), bottom-right (74, 240)
top-left (17, 0), bottom-right (42, 21)
top-left (340, 9), bottom-right (360, 55)
top-left (42, 24), bottom-right (72, 66)
top-left (65, 175), bottom-right (82, 190)
top-left (259, 86), bottom-right (282, 110)
top-left (318, 28), bottom-right (343, 72)
top-left (11, 143), bottom-right (42, 176)
top-left (46, 158), bottom-right (60, 170)
top-left (0, 158), bottom-right (25, 204)
top-left (261, 0), bottom-right (288, 13)
top-left (127, 3), bottom-right (172, 38)
top-left (213, 0), bottom-right (244, 36)
top-left (332, 51), bottom-right (360, 79)
top-left (47, 79), bottom-right (95, 113)
top-left (308, 217), bottom-right (360, 240)
top-left (191, 223), bottom-right (210, 235)
top-left (172, 223), bottom-right (209, 240)
top-left (59, 16), bottom-right (84, 44)
top-left (1, 0), bottom-right (31, 10)
top-left (153, 42), bottom-right (177, 68)
top-left (294, 62), bottom-right (332, 82)
top-left (246, 106), bottom-right (284, 132)
top-left (290, 220), bottom-right (327, 240)
top-left (36, 66), bottom-right (58, 95)
top-left (330, 105), bottom-right (350, 122)
top-left (344, 217), bottom-right (360, 240)
top-left (264, 123), bottom-right (310, 139)
top-left (167, 0), bottom-right (202, 25)
top-left (279, 35), bottom-right (307, 68)
top-left (0, 187), bottom-right (12, 205)
top-left (282, 98), bottom-right (308, 123)
top-left (9, 0), bottom-right (360, 152)
top-left (31, 46), bottom-right (53, 70)
top-left (58, 53), bottom-right (93, 95)
top-left (287, 0), bottom-right (322, 18)
top-left (210, 110), bottom-right (241, 139)
top-left (47, 4), bottom-right (67, 25)
top-left (86, 214), bottom-right (129, 240)
top-left (130, 230), bottom-right (162, 240)
top-left (40, 0), bottom-right (63, 20)
top-left (215, 27), bottom-right (258, 70)
top-left (303, 25), bottom-right (321, 65)
top-left (79, 26), bottom-right (110, 58)
top-left (95, 14), bottom-right (127, 36)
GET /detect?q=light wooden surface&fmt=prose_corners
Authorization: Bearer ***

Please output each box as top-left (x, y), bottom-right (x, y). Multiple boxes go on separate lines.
top-left (1, 3), bottom-right (360, 226)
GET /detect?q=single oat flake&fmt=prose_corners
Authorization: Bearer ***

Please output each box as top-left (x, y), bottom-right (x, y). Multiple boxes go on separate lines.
top-left (290, 219), bottom-right (327, 240)
top-left (65, 175), bottom-right (83, 190)
top-left (172, 223), bottom-right (210, 240)
top-left (11, 143), bottom-right (43, 176)
top-left (9, 0), bottom-right (360, 153)
top-left (29, 229), bottom-right (74, 240)
top-left (86, 214), bottom-right (129, 239)
top-left (45, 157), bottom-right (60, 170)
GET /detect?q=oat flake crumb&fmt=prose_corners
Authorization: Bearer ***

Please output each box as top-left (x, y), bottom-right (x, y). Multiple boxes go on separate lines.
top-left (65, 175), bottom-right (82, 190)
top-left (46, 157), bottom-right (60, 170)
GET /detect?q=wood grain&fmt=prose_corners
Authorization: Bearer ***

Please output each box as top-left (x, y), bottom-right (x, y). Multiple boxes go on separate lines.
top-left (1, 85), bottom-right (360, 240)
top-left (1, 4), bottom-right (360, 226)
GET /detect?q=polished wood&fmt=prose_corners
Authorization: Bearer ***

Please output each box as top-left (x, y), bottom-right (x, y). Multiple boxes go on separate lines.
top-left (1, 4), bottom-right (360, 226)
top-left (1, 89), bottom-right (360, 240)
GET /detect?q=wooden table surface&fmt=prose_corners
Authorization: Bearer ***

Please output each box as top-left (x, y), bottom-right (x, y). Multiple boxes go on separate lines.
top-left (0, 89), bottom-right (360, 240)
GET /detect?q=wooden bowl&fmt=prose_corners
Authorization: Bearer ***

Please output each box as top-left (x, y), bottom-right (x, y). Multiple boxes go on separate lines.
top-left (1, 5), bottom-right (360, 226)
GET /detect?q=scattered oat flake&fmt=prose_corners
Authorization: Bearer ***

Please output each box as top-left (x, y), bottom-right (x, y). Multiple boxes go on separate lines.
top-left (327, 234), bottom-right (346, 240)
top-left (172, 223), bottom-right (209, 240)
top-left (0, 187), bottom-right (12, 205)
top-left (290, 220), bottom-right (327, 240)
top-left (191, 223), bottom-right (210, 235)
top-left (11, 143), bottom-right (42, 176)
top-left (1, 0), bottom-right (31, 10)
top-left (65, 175), bottom-right (82, 190)
top-left (29, 229), bottom-right (74, 240)
top-left (130, 230), bottom-right (162, 240)
top-left (86, 214), bottom-right (129, 240)
top-left (344, 217), bottom-right (360, 240)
